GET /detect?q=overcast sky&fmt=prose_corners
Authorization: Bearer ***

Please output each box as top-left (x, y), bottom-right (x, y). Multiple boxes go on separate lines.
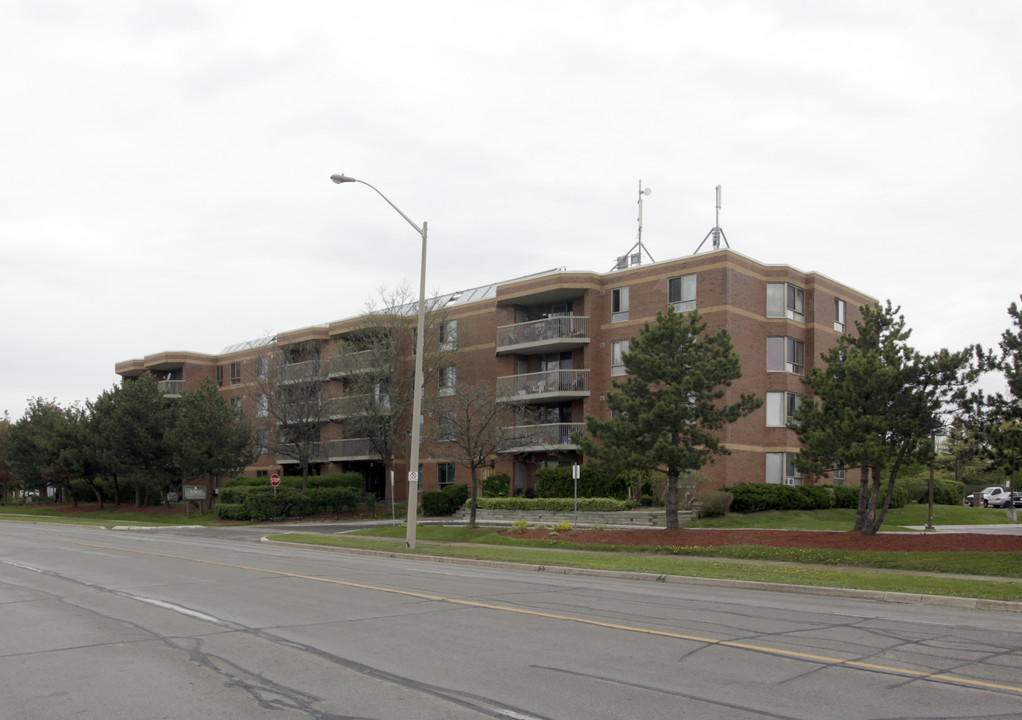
top-left (2, 0), bottom-right (1019, 419)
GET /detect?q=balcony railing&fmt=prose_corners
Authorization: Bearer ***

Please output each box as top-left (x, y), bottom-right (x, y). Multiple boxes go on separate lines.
top-left (157, 380), bottom-right (185, 396)
top-left (328, 350), bottom-right (386, 378)
top-left (499, 422), bottom-right (586, 453)
top-left (277, 442), bottom-right (325, 464)
top-left (281, 360), bottom-right (324, 384)
top-left (326, 438), bottom-right (381, 461)
top-left (327, 394), bottom-right (392, 419)
top-left (496, 369), bottom-right (589, 401)
top-left (496, 316), bottom-right (589, 354)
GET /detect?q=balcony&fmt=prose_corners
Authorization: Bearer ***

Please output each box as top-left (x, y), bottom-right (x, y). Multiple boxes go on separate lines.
top-left (328, 350), bottom-right (386, 379)
top-left (327, 394), bottom-right (392, 420)
top-left (499, 422), bottom-right (586, 453)
top-left (496, 316), bottom-right (590, 355)
top-left (277, 442), bottom-right (325, 464)
top-left (326, 438), bottom-right (381, 461)
top-left (281, 360), bottom-right (324, 384)
top-left (157, 380), bottom-right (185, 397)
top-left (496, 369), bottom-right (589, 403)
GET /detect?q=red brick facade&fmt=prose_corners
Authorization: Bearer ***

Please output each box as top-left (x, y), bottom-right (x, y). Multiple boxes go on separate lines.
top-left (115, 249), bottom-right (875, 499)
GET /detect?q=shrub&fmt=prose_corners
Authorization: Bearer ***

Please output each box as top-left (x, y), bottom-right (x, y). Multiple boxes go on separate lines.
top-left (215, 503), bottom-right (248, 520)
top-left (510, 518), bottom-right (530, 533)
top-left (475, 497), bottom-right (633, 512)
top-left (421, 483), bottom-right (470, 516)
top-left (726, 482), bottom-right (910, 513)
top-left (302, 487), bottom-right (360, 515)
top-left (241, 486), bottom-right (301, 522)
top-left (534, 466), bottom-right (627, 499)
top-left (552, 520), bottom-right (573, 531)
top-left (481, 473), bottom-right (512, 498)
top-left (697, 491), bottom-right (733, 518)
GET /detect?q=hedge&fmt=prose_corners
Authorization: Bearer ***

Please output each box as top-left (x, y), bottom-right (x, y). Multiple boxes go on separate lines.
top-left (474, 497), bottom-right (634, 512)
top-left (226, 472), bottom-right (364, 491)
top-left (534, 466), bottom-right (627, 500)
top-left (422, 483), bottom-right (470, 516)
top-left (724, 483), bottom-right (907, 514)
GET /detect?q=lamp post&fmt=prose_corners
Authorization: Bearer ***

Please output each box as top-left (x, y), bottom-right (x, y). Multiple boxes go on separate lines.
top-left (330, 173), bottom-right (426, 549)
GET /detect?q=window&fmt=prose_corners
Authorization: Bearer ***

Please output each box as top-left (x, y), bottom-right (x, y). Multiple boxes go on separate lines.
top-left (611, 287), bottom-right (629, 323)
top-left (767, 282), bottom-right (805, 322)
top-left (256, 356), bottom-right (269, 381)
top-left (668, 274), bottom-right (697, 312)
top-left (216, 365), bottom-right (223, 387)
top-left (766, 337), bottom-right (805, 375)
top-left (230, 362), bottom-right (241, 385)
top-left (255, 430), bottom-right (268, 454)
top-left (765, 392), bottom-right (801, 427)
top-left (832, 464), bottom-right (846, 486)
top-left (834, 298), bottom-right (847, 332)
top-left (439, 320), bottom-right (457, 350)
top-left (256, 469), bottom-right (268, 478)
top-left (438, 462), bottom-right (456, 488)
top-left (256, 393), bottom-right (268, 418)
top-left (611, 340), bottom-right (629, 377)
top-left (438, 411), bottom-right (456, 441)
top-left (229, 397), bottom-right (241, 411)
top-left (439, 366), bottom-right (457, 396)
top-left (766, 452), bottom-right (802, 485)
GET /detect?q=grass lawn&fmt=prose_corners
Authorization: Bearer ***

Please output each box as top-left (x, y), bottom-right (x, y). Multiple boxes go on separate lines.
top-left (0, 504), bottom-right (232, 527)
top-left (686, 503), bottom-right (1021, 531)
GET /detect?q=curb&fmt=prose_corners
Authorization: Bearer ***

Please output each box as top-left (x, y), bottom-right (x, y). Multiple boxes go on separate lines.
top-left (260, 537), bottom-right (1022, 614)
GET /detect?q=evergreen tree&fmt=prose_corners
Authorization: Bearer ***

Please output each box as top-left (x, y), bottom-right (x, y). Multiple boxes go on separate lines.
top-left (793, 302), bottom-right (978, 535)
top-left (580, 308), bottom-right (761, 529)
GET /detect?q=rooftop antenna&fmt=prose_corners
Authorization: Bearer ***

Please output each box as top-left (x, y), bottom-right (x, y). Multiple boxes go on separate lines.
top-left (612, 180), bottom-right (656, 270)
top-left (694, 184), bottom-right (730, 254)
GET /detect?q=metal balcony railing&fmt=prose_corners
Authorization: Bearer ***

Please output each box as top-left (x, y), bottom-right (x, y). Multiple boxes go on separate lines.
top-left (281, 360), bottom-right (324, 384)
top-left (496, 369), bottom-right (589, 400)
top-left (327, 394), bottom-right (392, 419)
top-left (328, 350), bottom-right (386, 378)
top-left (499, 422), bottom-right (586, 452)
top-left (326, 438), bottom-right (381, 461)
top-left (496, 316), bottom-right (589, 351)
top-left (157, 380), bottom-right (185, 396)
top-left (277, 442), bottom-right (325, 464)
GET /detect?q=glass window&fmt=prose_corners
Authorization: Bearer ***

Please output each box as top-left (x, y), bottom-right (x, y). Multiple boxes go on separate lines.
top-left (256, 394), bottom-right (268, 418)
top-left (611, 287), bottom-right (629, 323)
top-left (834, 298), bottom-right (847, 332)
top-left (256, 356), bottom-right (269, 381)
top-left (766, 392), bottom-right (801, 427)
top-left (230, 362), bottom-right (241, 385)
top-left (766, 337), bottom-right (805, 375)
top-left (439, 366), bottom-right (456, 396)
top-left (668, 274), bottom-right (697, 312)
top-left (767, 283), bottom-right (805, 322)
top-left (438, 411), bottom-right (456, 441)
top-left (611, 340), bottom-right (629, 376)
top-left (439, 320), bottom-right (457, 350)
top-left (215, 365), bottom-right (223, 387)
top-left (438, 462), bottom-right (456, 488)
top-left (832, 464), bottom-right (846, 486)
top-left (766, 452), bottom-right (802, 485)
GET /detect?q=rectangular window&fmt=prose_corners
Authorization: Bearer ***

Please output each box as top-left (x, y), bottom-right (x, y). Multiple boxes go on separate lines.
top-left (256, 393), bottom-right (268, 418)
top-left (832, 464), bottom-right (846, 486)
top-left (765, 392), bottom-right (801, 427)
top-left (216, 365), bottom-right (223, 387)
top-left (230, 362), bottom-right (241, 385)
top-left (438, 462), bottom-right (456, 488)
top-left (668, 274), bottom-right (697, 312)
top-left (439, 320), bottom-right (457, 350)
top-left (439, 366), bottom-right (457, 396)
top-left (255, 430), bottom-right (268, 454)
top-left (834, 298), bottom-right (847, 332)
top-left (256, 469), bottom-right (268, 478)
top-left (765, 452), bottom-right (802, 485)
top-left (766, 337), bottom-right (805, 375)
top-left (611, 287), bottom-right (629, 323)
top-left (611, 340), bottom-right (629, 377)
top-left (767, 282), bottom-right (805, 322)
top-left (256, 356), bottom-right (269, 381)
top-left (229, 397), bottom-right (241, 411)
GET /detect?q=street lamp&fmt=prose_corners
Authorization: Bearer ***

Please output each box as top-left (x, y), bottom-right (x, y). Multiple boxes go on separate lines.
top-left (330, 173), bottom-right (427, 549)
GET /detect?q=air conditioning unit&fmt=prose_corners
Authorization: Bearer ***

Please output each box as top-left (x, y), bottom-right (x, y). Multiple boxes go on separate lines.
top-left (784, 477), bottom-right (797, 486)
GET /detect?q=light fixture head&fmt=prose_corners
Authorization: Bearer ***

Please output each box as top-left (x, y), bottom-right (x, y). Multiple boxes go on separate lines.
top-left (330, 173), bottom-right (356, 184)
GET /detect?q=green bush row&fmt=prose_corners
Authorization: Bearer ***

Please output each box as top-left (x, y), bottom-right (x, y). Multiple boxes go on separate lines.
top-left (216, 484), bottom-right (361, 521)
top-left (226, 472), bottom-right (364, 491)
top-left (534, 466), bottom-right (628, 499)
top-left (724, 483), bottom-right (909, 513)
top-left (474, 497), bottom-right (634, 512)
top-left (422, 484), bottom-right (470, 516)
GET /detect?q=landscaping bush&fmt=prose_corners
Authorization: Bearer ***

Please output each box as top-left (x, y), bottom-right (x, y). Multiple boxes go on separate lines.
top-left (534, 465), bottom-right (627, 499)
top-left (215, 503), bottom-right (248, 521)
top-left (481, 473), bottom-right (512, 498)
top-left (241, 486), bottom-right (301, 521)
top-left (301, 486), bottom-right (361, 515)
top-left (474, 497), bottom-right (633, 512)
top-left (421, 483), bottom-right (470, 516)
top-left (697, 491), bottom-right (733, 518)
top-left (726, 482), bottom-right (909, 513)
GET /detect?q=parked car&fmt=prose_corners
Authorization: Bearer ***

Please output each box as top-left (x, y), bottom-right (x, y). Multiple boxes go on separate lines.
top-left (987, 490), bottom-right (1016, 508)
top-left (963, 486), bottom-right (1007, 507)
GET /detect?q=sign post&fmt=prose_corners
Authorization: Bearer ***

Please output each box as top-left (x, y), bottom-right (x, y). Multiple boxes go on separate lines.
top-left (270, 473), bottom-right (280, 497)
top-left (183, 485), bottom-right (207, 519)
top-left (572, 463), bottom-right (580, 527)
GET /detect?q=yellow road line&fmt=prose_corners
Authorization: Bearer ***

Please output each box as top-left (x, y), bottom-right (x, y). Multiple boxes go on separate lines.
top-left (8, 531), bottom-right (1022, 695)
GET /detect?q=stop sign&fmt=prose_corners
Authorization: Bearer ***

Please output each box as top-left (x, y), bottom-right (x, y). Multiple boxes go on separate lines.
top-left (270, 474), bottom-right (280, 487)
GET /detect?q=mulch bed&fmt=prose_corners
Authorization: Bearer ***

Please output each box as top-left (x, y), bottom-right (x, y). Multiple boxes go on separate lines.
top-left (509, 528), bottom-right (1022, 552)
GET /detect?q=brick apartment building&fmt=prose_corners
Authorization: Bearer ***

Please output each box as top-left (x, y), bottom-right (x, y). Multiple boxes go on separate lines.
top-left (115, 248), bottom-right (874, 500)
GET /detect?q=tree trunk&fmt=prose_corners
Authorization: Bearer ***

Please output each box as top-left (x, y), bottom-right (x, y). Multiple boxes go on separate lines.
top-left (853, 465), bottom-right (869, 532)
top-left (469, 466), bottom-right (478, 529)
top-left (665, 469), bottom-right (679, 530)
top-left (860, 466), bottom-right (882, 536)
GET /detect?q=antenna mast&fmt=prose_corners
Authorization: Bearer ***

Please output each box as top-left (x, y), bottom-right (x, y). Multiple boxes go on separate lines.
top-left (694, 184), bottom-right (730, 254)
top-left (612, 180), bottom-right (655, 270)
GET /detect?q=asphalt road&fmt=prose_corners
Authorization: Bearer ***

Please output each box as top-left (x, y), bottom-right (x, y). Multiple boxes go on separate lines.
top-left (2, 521), bottom-right (1021, 720)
